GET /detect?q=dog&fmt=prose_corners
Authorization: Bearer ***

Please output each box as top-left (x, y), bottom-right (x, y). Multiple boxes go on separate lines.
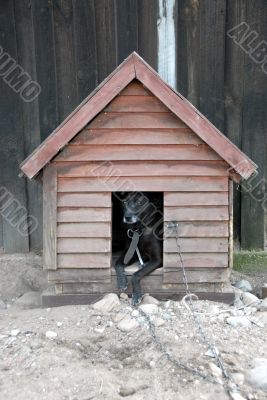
top-left (115, 192), bottom-right (163, 305)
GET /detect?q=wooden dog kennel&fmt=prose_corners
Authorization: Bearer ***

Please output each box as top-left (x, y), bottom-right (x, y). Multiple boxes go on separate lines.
top-left (20, 53), bottom-right (257, 306)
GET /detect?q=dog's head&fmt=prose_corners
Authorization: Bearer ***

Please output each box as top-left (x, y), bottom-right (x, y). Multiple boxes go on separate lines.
top-left (119, 192), bottom-right (148, 226)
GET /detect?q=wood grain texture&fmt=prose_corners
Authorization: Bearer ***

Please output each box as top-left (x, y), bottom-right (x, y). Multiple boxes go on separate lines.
top-left (58, 177), bottom-right (228, 192)
top-left (163, 269), bottom-right (229, 284)
top-left (71, 128), bottom-right (201, 145)
top-left (164, 253), bottom-right (228, 268)
top-left (57, 238), bottom-right (111, 253)
top-left (164, 191), bottom-right (229, 206)
top-left (56, 145), bottom-right (221, 162)
top-left (57, 192), bottom-right (111, 207)
top-left (164, 206), bottom-right (229, 221)
top-left (48, 268), bottom-right (111, 283)
top-left (58, 207), bottom-right (111, 222)
top-left (229, 179), bottom-right (233, 268)
top-left (104, 95), bottom-right (169, 112)
top-left (88, 112), bottom-right (187, 129)
top-left (164, 238), bottom-right (228, 253)
top-left (57, 161), bottom-right (228, 177)
top-left (164, 221), bottom-right (229, 237)
top-left (119, 80), bottom-right (152, 96)
top-left (58, 253), bottom-right (110, 268)
top-left (43, 165), bottom-right (57, 269)
top-left (57, 222), bottom-right (111, 238)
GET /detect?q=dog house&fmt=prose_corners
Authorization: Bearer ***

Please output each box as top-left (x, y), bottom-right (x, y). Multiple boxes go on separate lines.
top-left (20, 53), bottom-right (257, 306)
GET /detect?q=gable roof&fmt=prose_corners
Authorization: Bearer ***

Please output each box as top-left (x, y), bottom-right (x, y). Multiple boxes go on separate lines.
top-left (20, 52), bottom-right (257, 180)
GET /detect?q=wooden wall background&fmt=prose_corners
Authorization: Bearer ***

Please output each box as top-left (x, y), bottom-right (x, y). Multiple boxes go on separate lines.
top-left (0, 0), bottom-right (266, 253)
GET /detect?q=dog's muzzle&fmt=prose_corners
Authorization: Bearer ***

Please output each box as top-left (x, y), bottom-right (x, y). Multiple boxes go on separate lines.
top-left (123, 215), bottom-right (139, 224)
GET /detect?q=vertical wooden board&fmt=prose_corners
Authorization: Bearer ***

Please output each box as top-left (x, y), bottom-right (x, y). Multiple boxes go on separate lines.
top-left (177, 0), bottom-right (200, 104)
top-left (198, 0), bottom-right (226, 132)
top-left (137, 0), bottom-right (158, 69)
top-left (0, 0), bottom-right (29, 252)
top-left (53, 0), bottom-right (78, 121)
top-left (32, 0), bottom-right (58, 140)
top-left (94, 0), bottom-right (117, 82)
top-left (116, 0), bottom-right (138, 63)
top-left (229, 180), bottom-right (233, 268)
top-left (240, 0), bottom-right (266, 250)
top-left (14, 0), bottom-right (43, 251)
top-left (43, 165), bottom-right (57, 269)
top-left (224, 0), bottom-right (246, 243)
top-left (72, 0), bottom-right (98, 102)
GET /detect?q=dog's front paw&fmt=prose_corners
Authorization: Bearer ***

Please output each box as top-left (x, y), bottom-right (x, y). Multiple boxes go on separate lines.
top-left (132, 292), bottom-right (143, 306)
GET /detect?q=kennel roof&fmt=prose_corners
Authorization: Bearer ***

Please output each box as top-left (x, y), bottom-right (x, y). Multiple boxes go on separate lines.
top-left (20, 52), bottom-right (257, 181)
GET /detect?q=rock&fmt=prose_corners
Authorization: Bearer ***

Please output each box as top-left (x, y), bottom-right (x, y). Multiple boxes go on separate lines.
top-left (117, 317), bottom-right (139, 332)
top-left (0, 299), bottom-right (6, 310)
top-left (120, 293), bottom-right (129, 301)
top-left (131, 309), bottom-right (139, 317)
top-left (208, 362), bottom-right (223, 381)
top-left (141, 294), bottom-right (160, 306)
top-left (112, 312), bottom-right (126, 323)
top-left (245, 358), bottom-right (267, 390)
top-left (56, 321), bottom-right (62, 327)
top-left (241, 292), bottom-right (260, 307)
top-left (45, 331), bottom-right (57, 340)
top-left (118, 386), bottom-right (136, 397)
top-left (231, 373), bottom-right (245, 386)
top-left (255, 311), bottom-right (267, 324)
top-left (205, 347), bottom-right (220, 358)
top-left (15, 291), bottom-right (41, 309)
top-left (257, 298), bottom-right (267, 312)
top-left (139, 304), bottom-right (159, 314)
top-left (11, 329), bottom-right (20, 337)
top-left (229, 392), bottom-right (247, 400)
top-left (153, 316), bottom-right (165, 327)
top-left (92, 293), bottom-right (121, 313)
top-left (235, 280), bottom-right (252, 292)
top-left (226, 316), bottom-right (251, 328)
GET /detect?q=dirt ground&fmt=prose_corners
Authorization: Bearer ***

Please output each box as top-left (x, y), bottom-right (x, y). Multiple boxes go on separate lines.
top-left (0, 254), bottom-right (267, 400)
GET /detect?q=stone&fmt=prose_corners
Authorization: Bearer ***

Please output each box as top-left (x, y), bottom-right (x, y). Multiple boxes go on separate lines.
top-left (226, 316), bottom-right (251, 328)
top-left (235, 280), bottom-right (252, 292)
top-left (0, 299), bottom-right (6, 310)
top-left (245, 358), bottom-right (267, 390)
top-left (131, 309), bottom-right (139, 317)
top-left (241, 292), bottom-right (260, 307)
top-left (112, 312), bottom-right (126, 323)
top-left (120, 293), bottom-right (129, 300)
top-left (208, 362), bottom-right (223, 381)
top-left (141, 294), bottom-right (160, 306)
top-left (117, 317), bottom-right (139, 333)
top-left (229, 392), bottom-right (247, 400)
top-left (139, 304), bottom-right (159, 314)
top-left (45, 331), bottom-right (57, 340)
top-left (15, 291), bottom-right (41, 309)
top-left (118, 386), bottom-right (136, 397)
top-left (92, 293), bottom-right (121, 313)
top-left (153, 316), bottom-right (165, 327)
top-left (205, 347), bottom-right (220, 358)
top-left (11, 329), bottom-right (20, 337)
top-left (257, 298), bottom-right (267, 312)
top-left (255, 311), bottom-right (267, 325)
top-left (231, 373), bottom-right (245, 386)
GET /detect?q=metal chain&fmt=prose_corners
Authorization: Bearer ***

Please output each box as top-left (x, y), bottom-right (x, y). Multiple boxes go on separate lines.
top-left (122, 221), bottom-right (246, 398)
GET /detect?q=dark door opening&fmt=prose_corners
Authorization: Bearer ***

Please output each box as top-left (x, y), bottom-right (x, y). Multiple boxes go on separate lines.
top-left (111, 192), bottom-right (163, 265)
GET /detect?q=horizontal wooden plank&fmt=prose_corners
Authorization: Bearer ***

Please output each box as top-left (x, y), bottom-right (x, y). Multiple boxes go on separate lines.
top-left (163, 269), bottom-right (229, 284)
top-left (71, 128), bottom-right (202, 145)
top-left (57, 192), bottom-right (111, 207)
top-left (57, 238), bottom-right (111, 253)
top-left (58, 207), bottom-right (111, 222)
top-left (48, 268), bottom-right (111, 283)
top-left (58, 253), bottom-right (111, 268)
top-left (55, 144), bottom-right (221, 162)
top-left (164, 191), bottom-right (229, 206)
top-left (164, 253), bottom-right (228, 268)
top-left (104, 95), bottom-right (169, 112)
top-left (58, 177), bottom-right (228, 193)
top-left (56, 161), bottom-right (228, 178)
top-left (88, 112), bottom-right (188, 129)
top-left (164, 238), bottom-right (228, 253)
top-left (164, 206), bottom-right (229, 221)
top-left (57, 222), bottom-right (111, 238)
top-left (119, 81), bottom-right (152, 96)
top-left (164, 221), bottom-right (229, 237)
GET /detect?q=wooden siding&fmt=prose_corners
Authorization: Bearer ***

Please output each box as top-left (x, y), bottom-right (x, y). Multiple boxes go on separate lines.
top-left (50, 81), bottom-right (230, 288)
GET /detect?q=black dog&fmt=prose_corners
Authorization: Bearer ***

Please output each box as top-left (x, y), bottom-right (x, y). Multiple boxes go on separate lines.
top-left (115, 192), bottom-right (163, 305)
